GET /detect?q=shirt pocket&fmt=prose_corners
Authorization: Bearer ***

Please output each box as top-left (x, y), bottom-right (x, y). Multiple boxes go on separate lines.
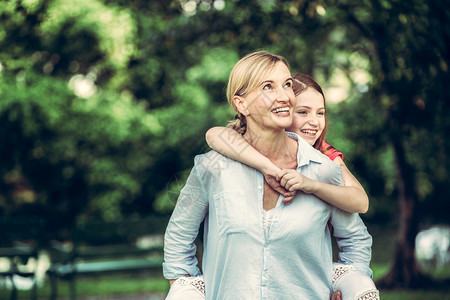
top-left (213, 190), bottom-right (248, 237)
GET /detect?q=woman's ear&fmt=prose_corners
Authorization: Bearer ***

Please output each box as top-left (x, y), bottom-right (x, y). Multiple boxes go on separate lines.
top-left (233, 95), bottom-right (250, 116)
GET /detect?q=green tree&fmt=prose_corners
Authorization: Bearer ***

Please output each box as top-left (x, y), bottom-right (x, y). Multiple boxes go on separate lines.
top-left (1, 1), bottom-right (449, 289)
top-left (325, 0), bottom-right (450, 288)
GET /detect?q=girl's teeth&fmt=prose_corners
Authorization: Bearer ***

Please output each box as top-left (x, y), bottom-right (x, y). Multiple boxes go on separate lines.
top-left (302, 130), bottom-right (316, 135)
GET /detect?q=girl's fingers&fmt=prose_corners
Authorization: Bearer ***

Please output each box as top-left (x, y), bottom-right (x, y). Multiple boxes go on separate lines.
top-left (276, 169), bottom-right (290, 181)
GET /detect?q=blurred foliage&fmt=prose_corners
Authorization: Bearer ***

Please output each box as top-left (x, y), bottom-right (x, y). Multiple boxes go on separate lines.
top-left (0, 0), bottom-right (449, 245)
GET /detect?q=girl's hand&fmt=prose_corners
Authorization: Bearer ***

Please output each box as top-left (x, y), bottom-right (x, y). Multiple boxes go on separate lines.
top-left (262, 166), bottom-right (296, 203)
top-left (276, 169), bottom-right (316, 194)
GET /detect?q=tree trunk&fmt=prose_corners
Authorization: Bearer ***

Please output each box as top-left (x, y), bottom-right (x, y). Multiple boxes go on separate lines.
top-left (376, 118), bottom-right (423, 288)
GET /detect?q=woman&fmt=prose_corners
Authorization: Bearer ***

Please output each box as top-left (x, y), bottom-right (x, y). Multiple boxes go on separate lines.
top-left (205, 74), bottom-right (379, 299)
top-left (163, 51), bottom-right (372, 299)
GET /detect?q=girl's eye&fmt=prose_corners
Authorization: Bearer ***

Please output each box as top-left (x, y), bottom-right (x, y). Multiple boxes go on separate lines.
top-left (318, 111), bottom-right (325, 116)
top-left (263, 84), bottom-right (272, 90)
top-left (284, 81), bottom-right (292, 88)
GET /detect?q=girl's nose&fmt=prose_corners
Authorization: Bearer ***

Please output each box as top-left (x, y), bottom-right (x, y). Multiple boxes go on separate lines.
top-left (308, 115), bottom-right (319, 125)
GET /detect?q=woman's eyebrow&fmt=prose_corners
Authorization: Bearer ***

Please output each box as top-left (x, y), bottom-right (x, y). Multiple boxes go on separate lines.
top-left (260, 77), bottom-right (293, 85)
top-left (260, 80), bottom-right (274, 85)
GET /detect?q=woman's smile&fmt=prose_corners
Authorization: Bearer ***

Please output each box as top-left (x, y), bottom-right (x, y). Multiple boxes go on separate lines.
top-left (271, 105), bottom-right (291, 117)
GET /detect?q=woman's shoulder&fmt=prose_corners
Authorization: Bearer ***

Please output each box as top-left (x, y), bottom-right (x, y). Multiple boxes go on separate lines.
top-left (293, 139), bottom-right (343, 185)
top-left (194, 150), bottom-right (241, 172)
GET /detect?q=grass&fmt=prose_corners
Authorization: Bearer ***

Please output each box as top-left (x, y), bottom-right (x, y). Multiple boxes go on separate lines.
top-left (1, 225), bottom-right (449, 299)
top-left (3, 272), bottom-right (449, 300)
top-left (0, 273), bottom-right (169, 300)
top-left (380, 290), bottom-right (450, 300)
top-left (1, 267), bottom-right (450, 300)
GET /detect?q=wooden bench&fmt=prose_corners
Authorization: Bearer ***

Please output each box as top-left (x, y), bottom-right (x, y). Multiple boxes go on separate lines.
top-left (46, 215), bottom-right (168, 300)
top-left (0, 217), bottom-right (45, 300)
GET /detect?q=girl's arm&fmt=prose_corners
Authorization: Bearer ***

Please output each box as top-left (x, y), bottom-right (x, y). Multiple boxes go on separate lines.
top-left (205, 127), bottom-right (295, 201)
top-left (332, 156), bottom-right (369, 213)
top-left (206, 127), bottom-right (368, 213)
top-left (276, 164), bottom-right (369, 213)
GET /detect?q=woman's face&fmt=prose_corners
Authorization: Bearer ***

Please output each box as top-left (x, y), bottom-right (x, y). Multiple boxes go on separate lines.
top-left (287, 87), bottom-right (326, 146)
top-left (243, 62), bottom-right (296, 131)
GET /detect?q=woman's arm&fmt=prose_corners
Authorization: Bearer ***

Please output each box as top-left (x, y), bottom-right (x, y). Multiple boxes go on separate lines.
top-left (331, 208), bottom-right (373, 278)
top-left (206, 127), bottom-right (368, 213)
top-left (163, 165), bottom-right (208, 284)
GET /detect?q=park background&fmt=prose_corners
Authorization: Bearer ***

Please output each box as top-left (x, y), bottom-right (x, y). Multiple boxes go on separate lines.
top-left (0, 0), bottom-right (449, 299)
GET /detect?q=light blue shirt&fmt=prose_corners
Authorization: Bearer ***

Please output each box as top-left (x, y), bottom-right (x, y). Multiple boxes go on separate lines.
top-left (163, 132), bottom-right (372, 299)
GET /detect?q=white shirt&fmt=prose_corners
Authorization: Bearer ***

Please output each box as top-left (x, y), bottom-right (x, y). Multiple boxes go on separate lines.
top-left (163, 132), bottom-right (373, 299)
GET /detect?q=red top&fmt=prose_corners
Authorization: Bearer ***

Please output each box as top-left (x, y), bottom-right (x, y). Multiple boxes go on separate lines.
top-left (321, 141), bottom-right (343, 161)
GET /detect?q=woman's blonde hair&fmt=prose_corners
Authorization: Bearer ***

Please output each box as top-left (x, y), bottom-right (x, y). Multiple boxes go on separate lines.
top-left (226, 51), bottom-right (290, 134)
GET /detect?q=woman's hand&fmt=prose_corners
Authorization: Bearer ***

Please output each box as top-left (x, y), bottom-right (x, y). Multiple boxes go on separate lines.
top-left (330, 290), bottom-right (342, 300)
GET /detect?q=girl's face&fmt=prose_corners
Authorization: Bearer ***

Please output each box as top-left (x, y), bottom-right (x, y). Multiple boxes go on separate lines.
top-left (243, 62), bottom-right (296, 131)
top-left (287, 87), bottom-right (326, 146)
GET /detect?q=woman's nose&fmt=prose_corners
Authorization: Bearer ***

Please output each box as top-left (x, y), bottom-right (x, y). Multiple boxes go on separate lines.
top-left (276, 88), bottom-right (291, 102)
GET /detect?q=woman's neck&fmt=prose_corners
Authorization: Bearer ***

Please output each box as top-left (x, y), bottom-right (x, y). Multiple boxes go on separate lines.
top-left (244, 126), bottom-right (297, 168)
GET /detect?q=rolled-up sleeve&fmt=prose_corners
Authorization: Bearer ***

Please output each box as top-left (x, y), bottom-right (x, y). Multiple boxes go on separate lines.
top-left (163, 164), bottom-right (209, 279)
top-left (330, 208), bottom-right (373, 278)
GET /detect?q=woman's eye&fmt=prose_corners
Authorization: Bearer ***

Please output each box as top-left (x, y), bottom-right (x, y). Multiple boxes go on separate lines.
top-left (297, 111), bottom-right (307, 115)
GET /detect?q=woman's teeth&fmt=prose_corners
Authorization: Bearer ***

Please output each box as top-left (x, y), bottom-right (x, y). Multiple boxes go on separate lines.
top-left (272, 107), bottom-right (289, 113)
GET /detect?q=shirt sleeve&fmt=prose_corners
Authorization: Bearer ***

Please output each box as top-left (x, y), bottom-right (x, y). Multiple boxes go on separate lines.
top-left (321, 141), bottom-right (344, 161)
top-left (162, 163), bottom-right (209, 279)
top-left (330, 208), bottom-right (373, 278)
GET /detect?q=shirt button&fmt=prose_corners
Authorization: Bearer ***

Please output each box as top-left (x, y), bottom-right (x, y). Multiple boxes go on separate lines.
top-left (258, 186), bottom-right (262, 190)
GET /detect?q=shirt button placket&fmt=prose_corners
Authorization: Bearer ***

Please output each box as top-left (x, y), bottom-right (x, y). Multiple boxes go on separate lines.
top-left (260, 180), bottom-right (268, 298)
top-left (262, 246), bottom-right (269, 288)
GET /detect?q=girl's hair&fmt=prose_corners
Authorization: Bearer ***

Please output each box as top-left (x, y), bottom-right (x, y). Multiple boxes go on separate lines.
top-left (292, 74), bottom-right (328, 151)
top-left (226, 51), bottom-right (290, 134)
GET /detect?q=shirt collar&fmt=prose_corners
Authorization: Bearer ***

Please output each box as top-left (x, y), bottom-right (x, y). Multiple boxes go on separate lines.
top-left (285, 131), bottom-right (324, 167)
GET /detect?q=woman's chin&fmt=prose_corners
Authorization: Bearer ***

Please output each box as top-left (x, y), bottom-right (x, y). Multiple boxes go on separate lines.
top-left (273, 116), bottom-right (293, 129)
